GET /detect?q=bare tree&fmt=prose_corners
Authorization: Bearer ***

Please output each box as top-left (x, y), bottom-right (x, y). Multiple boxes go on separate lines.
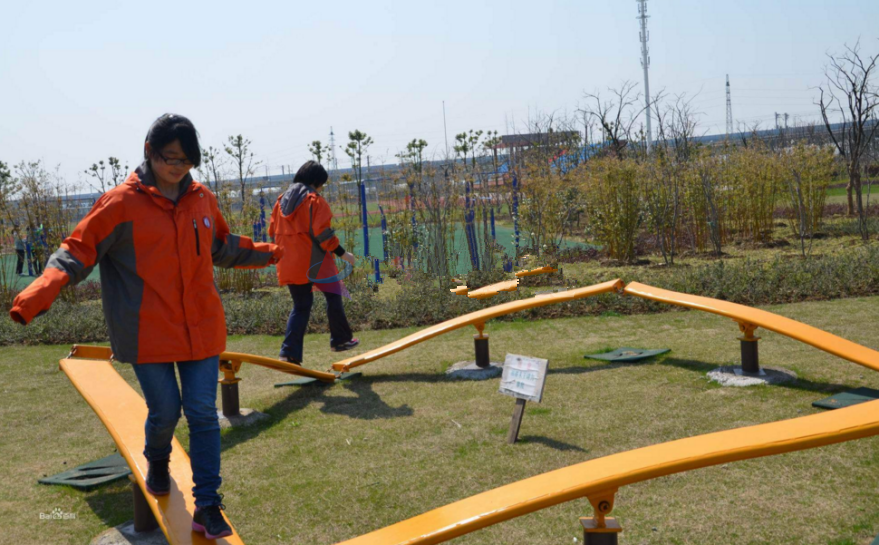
top-left (581, 81), bottom-right (646, 159)
top-left (224, 135), bottom-right (259, 217)
top-left (648, 92), bottom-right (697, 264)
top-left (736, 121), bottom-right (763, 148)
top-left (199, 146), bottom-right (225, 197)
top-left (817, 39), bottom-right (879, 239)
top-left (0, 160), bottom-right (20, 228)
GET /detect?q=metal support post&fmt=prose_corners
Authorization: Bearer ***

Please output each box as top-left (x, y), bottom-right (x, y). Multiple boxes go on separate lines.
top-left (474, 335), bottom-right (490, 368)
top-left (221, 382), bottom-right (240, 417)
top-left (581, 490), bottom-right (622, 545)
top-left (131, 476), bottom-right (158, 533)
top-left (218, 359), bottom-right (242, 417)
top-left (473, 323), bottom-right (489, 368)
top-left (737, 323), bottom-right (761, 374)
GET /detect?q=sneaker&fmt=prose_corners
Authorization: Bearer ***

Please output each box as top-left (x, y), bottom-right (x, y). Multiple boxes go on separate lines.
top-left (278, 355), bottom-right (302, 365)
top-left (145, 458), bottom-right (170, 496)
top-left (332, 338), bottom-right (360, 352)
top-left (192, 501), bottom-right (233, 540)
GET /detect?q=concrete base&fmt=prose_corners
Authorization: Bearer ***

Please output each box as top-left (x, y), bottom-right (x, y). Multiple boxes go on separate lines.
top-left (217, 408), bottom-right (269, 429)
top-left (445, 361), bottom-right (504, 380)
top-left (708, 366), bottom-right (797, 387)
top-left (90, 521), bottom-right (168, 545)
top-left (733, 367), bottom-right (767, 377)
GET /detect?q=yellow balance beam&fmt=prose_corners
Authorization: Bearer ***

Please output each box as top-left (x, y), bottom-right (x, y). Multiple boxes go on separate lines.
top-left (332, 279), bottom-right (623, 372)
top-left (514, 265), bottom-right (558, 277)
top-left (334, 398), bottom-right (879, 545)
top-left (60, 357), bottom-right (244, 545)
top-left (68, 345), bottom-right (338, 383)
top-left (624, 282), bottom-right (879, 372)
top-left (220, 351), bottom-right (337, 382)
top-left (449, 286), bottom-right (469, 296)
top-left (466, 278), bottom-right (520, 300)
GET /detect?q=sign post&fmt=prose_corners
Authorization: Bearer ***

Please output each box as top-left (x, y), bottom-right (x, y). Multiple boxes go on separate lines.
top-left (498, 354), bottom-right (548, 444)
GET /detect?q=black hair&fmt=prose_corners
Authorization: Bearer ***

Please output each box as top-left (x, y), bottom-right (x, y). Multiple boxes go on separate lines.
top-left (144, 114), bottom-right (201, 168)
top-left (293, 160), bottom-right (329, 188)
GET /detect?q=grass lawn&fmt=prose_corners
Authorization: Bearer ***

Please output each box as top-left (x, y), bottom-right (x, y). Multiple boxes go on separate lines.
top-left (1, 296), bottom-right (878, 544)
top-left (825, 185), bottom-right (878, 206)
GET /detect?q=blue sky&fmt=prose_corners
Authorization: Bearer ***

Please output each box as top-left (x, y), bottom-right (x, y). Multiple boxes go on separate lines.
top-left (1, 0), bottom-right (877, 187)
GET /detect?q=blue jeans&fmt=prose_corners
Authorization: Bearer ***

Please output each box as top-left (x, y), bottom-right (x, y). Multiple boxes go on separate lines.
top-left (280, 283), bottom-right (354, 362)
top-left (132, 356), bottom-right (222, 508)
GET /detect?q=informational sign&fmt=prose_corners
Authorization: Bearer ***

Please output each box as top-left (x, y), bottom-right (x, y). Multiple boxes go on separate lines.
top-left (499, 354), bottom-right (548, 403)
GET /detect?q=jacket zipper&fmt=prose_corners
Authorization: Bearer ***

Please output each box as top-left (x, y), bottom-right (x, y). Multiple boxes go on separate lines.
top-left (192, 219), bottom-right (200, 256)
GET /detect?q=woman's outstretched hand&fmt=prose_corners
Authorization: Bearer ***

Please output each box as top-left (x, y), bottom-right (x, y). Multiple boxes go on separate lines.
top-left (268, 245), bottom-right (285, 265)
top-left (342, 252), bottom-right (356, 267)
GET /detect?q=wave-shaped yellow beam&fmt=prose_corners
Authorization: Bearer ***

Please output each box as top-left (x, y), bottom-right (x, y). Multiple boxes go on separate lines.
top-left (335, 399), bottom-right (879, 545)
top-left (332, 279), bottom-right (624, 372)
top-left (624, 282), bottom-right (879, 372)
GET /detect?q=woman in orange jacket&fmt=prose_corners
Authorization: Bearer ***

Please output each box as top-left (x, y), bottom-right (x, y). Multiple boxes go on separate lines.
top-left (9, 114), bottom-right (281, 540)
top-left (269, 161), bottom-right (359, 363)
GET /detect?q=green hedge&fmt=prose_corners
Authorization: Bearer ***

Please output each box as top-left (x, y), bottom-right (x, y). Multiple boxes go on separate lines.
top-left (2, 246), bottom-right (877, 347)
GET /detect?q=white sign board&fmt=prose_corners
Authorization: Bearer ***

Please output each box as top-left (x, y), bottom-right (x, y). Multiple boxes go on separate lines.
top-left (499, 354), bottom-right (548, 403)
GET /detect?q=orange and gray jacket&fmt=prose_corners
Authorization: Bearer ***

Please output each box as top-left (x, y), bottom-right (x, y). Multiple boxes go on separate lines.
top-left (10, 164), bottom-right (282, 364)
top-left (269, 183), bottom-right (344, 285)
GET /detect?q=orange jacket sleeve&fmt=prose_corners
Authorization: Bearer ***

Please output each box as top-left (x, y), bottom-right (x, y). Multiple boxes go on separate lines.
top-left (310, 196), bottom-right (340, 254)
top-left (210, 197), bottom-right (283, 269)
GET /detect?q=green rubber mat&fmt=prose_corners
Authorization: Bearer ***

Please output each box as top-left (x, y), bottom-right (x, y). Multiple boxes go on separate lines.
top-left (812, 387), bottom-right (879, 410)
top-left (585, 348), bottom-right (670, 363)
top-left (38, 453), bottom-right (131, 490)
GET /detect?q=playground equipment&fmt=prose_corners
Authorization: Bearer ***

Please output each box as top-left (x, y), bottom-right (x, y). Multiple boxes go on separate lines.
top-left (514, 265), bottom-right (558, 277)
top-left (217, 352), bottom-right (339, 417)
top-left (466, 278), bottom-right (519, 300)
top-left (449, 285), bottom-right (469, 296)
top-left (624, 282), bottom-right (879, 375)
top-left (66, 345), bottom-right (343, 420)
top-left (56, 284), bottom-right (879, 544)
top-left (60, 346), bottom-right (244, 544)
top-left (335, 398), bottom-right (879, 545)
top-left (448, 266), bottom-right (559, 299)
top-left (328, 282), bottom-right (879, 544)
top-left (333, 279), bottom-right (624, 373)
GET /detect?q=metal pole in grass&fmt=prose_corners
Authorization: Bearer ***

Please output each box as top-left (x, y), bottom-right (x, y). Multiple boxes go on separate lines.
top-left (259, 192), bottom-right (267, 242)
top-left (471, 210), bottom-right (480, 271)
top-left (464, 183), bottom-right (477, 270)
top-left (410, 183), bottom-right (418, 251)
top-left (360, 182), bottom-right (370, 258)
top-left (379, 205), bottom-right (389, 262)
top-left (512, 174), bottom-right (520, 253)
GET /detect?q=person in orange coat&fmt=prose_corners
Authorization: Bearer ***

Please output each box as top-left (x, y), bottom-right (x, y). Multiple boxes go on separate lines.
top-left (269, 161), bottom-right (358, 363)
top-left (10, 114), bottom-right (282, 540)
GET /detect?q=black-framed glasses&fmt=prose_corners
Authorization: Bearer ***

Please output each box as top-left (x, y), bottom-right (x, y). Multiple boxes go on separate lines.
top-left (156, 152), bottom-right (194, 167)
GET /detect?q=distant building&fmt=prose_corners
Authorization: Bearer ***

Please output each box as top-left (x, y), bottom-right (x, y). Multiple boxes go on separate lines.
top-left (492, 131), bottom-right (581, 170)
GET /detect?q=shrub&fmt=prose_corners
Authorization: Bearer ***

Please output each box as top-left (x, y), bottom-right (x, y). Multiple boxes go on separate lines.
top-left (4, 246), bottom-right (877, 347)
